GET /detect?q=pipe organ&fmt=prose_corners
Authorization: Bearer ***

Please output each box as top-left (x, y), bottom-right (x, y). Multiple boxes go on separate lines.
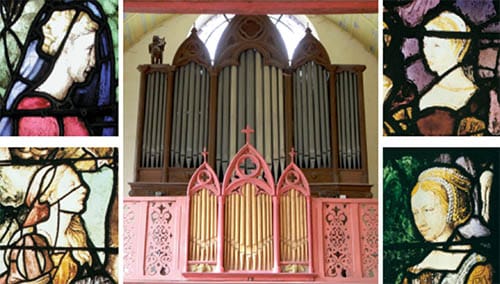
top-left (132, 15), bottom-right (370, 197)
top-left (185, 128), bottom-right (313, 276)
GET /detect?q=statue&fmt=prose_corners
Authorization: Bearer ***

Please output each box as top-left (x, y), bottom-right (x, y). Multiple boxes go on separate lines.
top-left (149, 35), bottom-right (166, 64)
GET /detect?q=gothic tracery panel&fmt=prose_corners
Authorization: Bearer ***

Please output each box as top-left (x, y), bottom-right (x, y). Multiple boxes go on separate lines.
top-left (145, 202), bottom-right (175, 276)
top-left (360, 203), bottom-right (378, 278)
top-left (323, 203), bottom-right (353, 278)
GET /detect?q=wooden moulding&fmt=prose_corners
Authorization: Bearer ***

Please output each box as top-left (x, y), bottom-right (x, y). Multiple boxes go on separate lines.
top-left (124, 0), bottom-right (378, 15)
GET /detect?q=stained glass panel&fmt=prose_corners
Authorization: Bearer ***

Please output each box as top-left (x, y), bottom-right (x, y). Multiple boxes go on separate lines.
top-left (0, 147), bottom-right (118, 283)
top-left (383, 0), bottom-right (499, 135)
top-left (0, 0), bottom-right (118, 136)
top-left (383, 148), bottom-right (498, 283)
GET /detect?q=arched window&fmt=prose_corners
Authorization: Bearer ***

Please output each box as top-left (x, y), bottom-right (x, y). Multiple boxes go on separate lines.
top-left (131, 14), bottom-right (370, 197)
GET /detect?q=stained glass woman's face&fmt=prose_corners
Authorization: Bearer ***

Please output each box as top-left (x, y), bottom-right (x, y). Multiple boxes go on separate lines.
top-left (67, 31), bottom-right (96, 83)
top-left (59, 185), bottom-right (88, 213)
top-left (411, 187), bottom-right (453, 242)
top-left (423, 36), bottom-right (457, 75)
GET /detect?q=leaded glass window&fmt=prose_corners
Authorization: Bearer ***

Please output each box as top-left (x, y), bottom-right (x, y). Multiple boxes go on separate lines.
top-left (0, 0), bottom-right (118, 136)
top-left (0, 147), bottom-right (118, 283)
top-left (383, 1), bottom-right (499, 135)
top-left (383, 148), bottom-right (498, 283)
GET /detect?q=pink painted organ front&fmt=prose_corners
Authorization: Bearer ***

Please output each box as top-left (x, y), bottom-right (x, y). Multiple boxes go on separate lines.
top-left (124, 128), bottom-right (378, 283)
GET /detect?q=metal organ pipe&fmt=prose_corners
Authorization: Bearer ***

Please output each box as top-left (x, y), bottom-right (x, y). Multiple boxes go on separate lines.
top-left (279, 189), bottom-right (309, 271)
top-left (216, 50), bottom-right (285, 179)
top-left (170, 63), bottom-right (210, 169)
top-left (293, 62), bottom-right (331, 169)
top-left (336, 71), bottom-right (361, 169)
top-left (188, 189), bottom-right (218, 271)
top-left (224, 185), bottom-right (273, 271)
top-left (141, 71), bottom-right (167, 168)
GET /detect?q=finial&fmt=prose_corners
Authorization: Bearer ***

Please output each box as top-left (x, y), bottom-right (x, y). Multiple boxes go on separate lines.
top-left (241, 125), bottom-right (255, 145)
top-left (289, 147), bottom-right (297, 162)
top-left (305, 23), bottom-right (311, 34)
top-left (191, 24), bottom-right (197, 34)
top-left (201, 147), bottom-right (208, 163)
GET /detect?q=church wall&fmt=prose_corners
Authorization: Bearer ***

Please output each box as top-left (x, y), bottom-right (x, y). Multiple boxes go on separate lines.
top-left (123, 14), bottom-right (378, 197)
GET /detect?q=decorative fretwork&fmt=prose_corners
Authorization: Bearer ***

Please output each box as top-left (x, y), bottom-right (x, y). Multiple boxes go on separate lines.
top-left (145, 202), bottom-right (174, 276)
top-left (360, 203), bottom-right (378, 278)
top-left (123, 203), bottom-right (139, 276)
top-left (123, 197), bottom-right (377, 282)
top-left (323, 203), bottom-right (353, 278)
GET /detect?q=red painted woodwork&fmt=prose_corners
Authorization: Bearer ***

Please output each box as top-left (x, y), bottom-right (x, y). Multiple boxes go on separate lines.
top-left (123, 197), bottom-right (377, 283)
top-left (124, 0), bottom-right (378, 14)
top-left (124, 140), bottom-right (377, 283)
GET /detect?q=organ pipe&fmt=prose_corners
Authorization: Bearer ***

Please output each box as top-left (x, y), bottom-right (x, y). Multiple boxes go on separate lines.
top-left (141, 71), bottom-right (167, 168)
top-left (336, 71), bottom-right (361, 169)
top-left (170, 62), bottom-right (210, 169)
top-left (216, 50), bottom-right (285, 180)
top-left (279, 189), bottom-right (309, 272)
top-left (188, 189), bottom-right (218, 271)
top-left (293, 62), bottom-right (331, 169)
top-left (223, 185), bottom-right (273, 271)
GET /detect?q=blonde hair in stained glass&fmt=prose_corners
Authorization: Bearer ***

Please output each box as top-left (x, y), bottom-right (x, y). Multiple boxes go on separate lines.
top-left (411, 166), bottom-right (472, 227)
top-left (41, 10), bottom-right (99, 56)
top-left (425, 11), bottom-right (471, 62)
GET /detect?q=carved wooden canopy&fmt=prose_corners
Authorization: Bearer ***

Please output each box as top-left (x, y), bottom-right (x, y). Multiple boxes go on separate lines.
top-left (291, 27), bottom-right (331, 69)
top-left (214, 15), bottom-right (288, 69)
top-left (173, 27), bottom-right (211, 68)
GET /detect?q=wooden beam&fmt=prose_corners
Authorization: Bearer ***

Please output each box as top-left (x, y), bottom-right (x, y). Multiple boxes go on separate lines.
top-left (124, 1), bottom-right (377, 14)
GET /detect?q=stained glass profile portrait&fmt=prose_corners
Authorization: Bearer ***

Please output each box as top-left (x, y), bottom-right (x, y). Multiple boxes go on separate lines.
top-left (383, 148), bottom-right (498, 283)
top-left (383, 0), bottom-right (499, 135)
top-left (0, 0), bottom-right (118, 136)
top-left (0, 148), bottom-right (118, 283)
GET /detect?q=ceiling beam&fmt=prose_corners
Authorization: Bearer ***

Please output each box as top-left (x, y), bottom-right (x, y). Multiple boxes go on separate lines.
top-left (124, 1), bottom-right (378, 14)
